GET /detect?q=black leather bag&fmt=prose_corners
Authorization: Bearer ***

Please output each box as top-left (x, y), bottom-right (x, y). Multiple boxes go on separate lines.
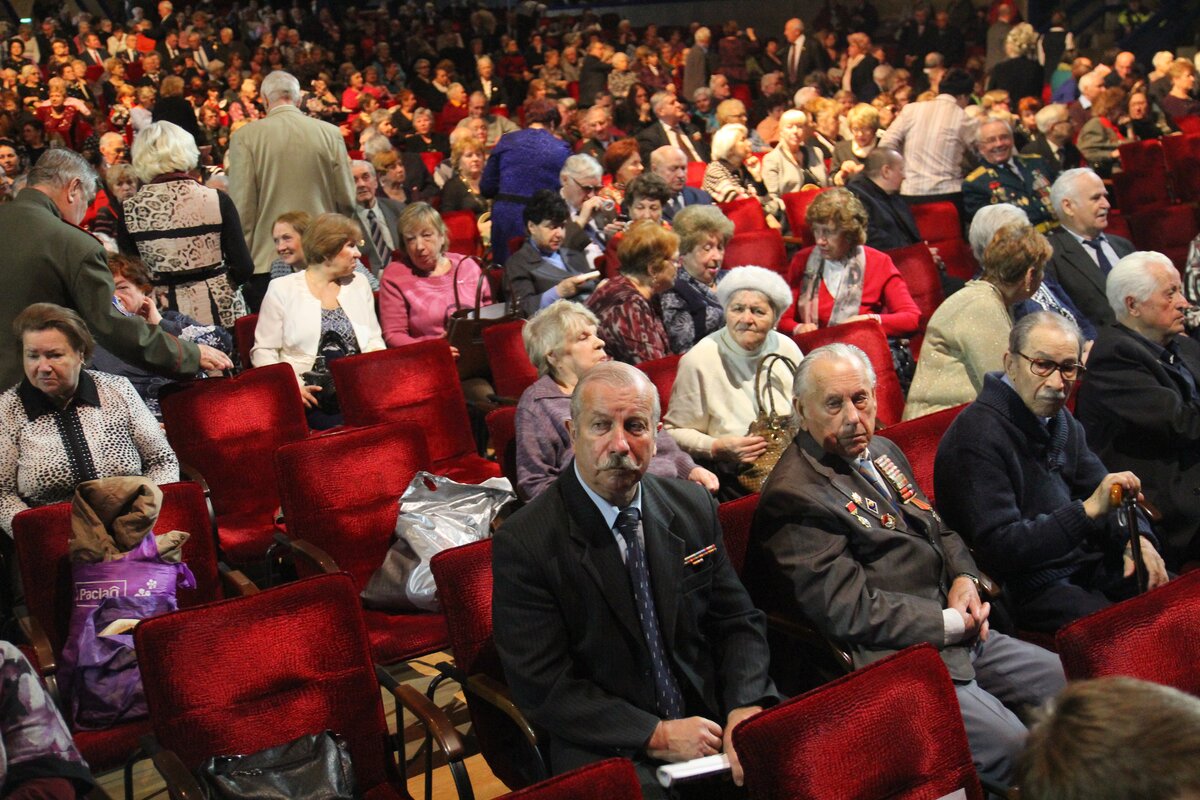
top-left (197, 730), bottom-right (358, 800)
top-left (301, 329), bottom-right (354, 415)
top-left (445, 263), bottom-right (517, 381)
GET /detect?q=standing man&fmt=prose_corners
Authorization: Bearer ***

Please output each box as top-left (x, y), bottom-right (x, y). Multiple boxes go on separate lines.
top-left (635, 92), bottom-right (709, 165)
top-left (783, 18), bottom-right (826, 91)
top-left (227, 70), bottom-right (356, 312)
top-left (1043, 168), bottom-right (1134, 329)
top-left (0, 149), bottom-right (228, 389)
top-left (879, 68), bottom-right (978, 214)
top-left (494, 362), bottom-right (778, 795)
top-left (350, 160), bottom-right (402, 279)
top-left (649, 146), bottom-right (711, 221)
top-left (751, 344), bottom-right (1066, 787)
top-left (1077, 252), bottom-right (1200, 569)
top-left (682, 27), bottom-right (714, 100)
top-left (963, 118), bottom-right (1056, 229)
top-left (936, 312), bottom-right (1167, 633)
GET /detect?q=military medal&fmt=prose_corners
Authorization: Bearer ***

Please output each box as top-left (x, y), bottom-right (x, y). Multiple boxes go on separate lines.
top-left (864, 497), bottom-right (880, 515)
top-left (880, 513), bottom-right (897, 529)
top-left (845, 500), bottom-right (873, 528)
top-left (874, 454), bottom-right (917, 503)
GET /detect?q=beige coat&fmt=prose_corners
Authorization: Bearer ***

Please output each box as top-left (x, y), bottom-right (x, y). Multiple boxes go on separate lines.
top-left (227, 104), bottom-right (356, 274)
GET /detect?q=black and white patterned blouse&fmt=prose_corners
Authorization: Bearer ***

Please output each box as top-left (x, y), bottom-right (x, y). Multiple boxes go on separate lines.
top-left (0, 370), bottom-right (179, 536)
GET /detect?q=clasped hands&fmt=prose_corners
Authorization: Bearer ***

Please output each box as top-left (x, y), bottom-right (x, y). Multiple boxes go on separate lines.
top-left (646, 706), bottom-right (761, 786)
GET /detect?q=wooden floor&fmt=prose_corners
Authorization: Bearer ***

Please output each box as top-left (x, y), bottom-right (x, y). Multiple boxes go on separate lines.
top-left (97, 654), bottom-right (511, 800)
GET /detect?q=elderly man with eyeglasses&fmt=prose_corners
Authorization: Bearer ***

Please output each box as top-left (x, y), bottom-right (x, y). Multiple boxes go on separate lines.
top-left (934, 311), bottom-right (1169, 634)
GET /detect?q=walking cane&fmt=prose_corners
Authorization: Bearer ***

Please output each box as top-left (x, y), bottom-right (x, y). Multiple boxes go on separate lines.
top-left (1110, 483), bottom-right (1149, 594)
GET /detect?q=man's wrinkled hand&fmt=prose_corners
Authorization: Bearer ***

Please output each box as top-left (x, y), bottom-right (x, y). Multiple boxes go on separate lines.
top-left (646, 717), bottom-right (723, 762)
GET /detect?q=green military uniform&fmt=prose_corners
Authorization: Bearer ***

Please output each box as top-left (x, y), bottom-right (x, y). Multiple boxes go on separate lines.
top-left (0, 188), bottom-right (200, 389)
top-left (962, 153), bottom-right (1057, 230)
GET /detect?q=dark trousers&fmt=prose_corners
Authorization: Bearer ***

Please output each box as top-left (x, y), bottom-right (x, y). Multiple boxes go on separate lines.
top-left (1009, 559), bottom-right (1140, 633)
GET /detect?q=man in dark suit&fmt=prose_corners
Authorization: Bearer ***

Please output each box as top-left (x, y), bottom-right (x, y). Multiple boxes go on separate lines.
top-left (1077, 252), bottom-right (1200, 569)
top-left (1020, 104), bottom-right (1082, 180)
top-left (494, 362), bottom-right (778, 794)
top-left (1044, 167), bottom-right (1134, 329)
top-left (682, 27), bottom-right (716, 101)
top-left (350, 160), bottom-right (402, 277)
top-left (635, 92), bottom-right (710, 165)
top-left (751, 344), bottom-right (1066, 787)
top-left (846, 148), bottom-right (922, 251)
top-left (782, 18), bottom-right (827, 91)
top-left (578, 41), bottom-right (612, 109)
top-left (650, 146), bottom-right (712, 221)
top-left (156, 30), bottom-right (183, 64)
top-left (963, 118), bottom-right (1056, 228)
top-left (79, 33), bottom-right (108, 68)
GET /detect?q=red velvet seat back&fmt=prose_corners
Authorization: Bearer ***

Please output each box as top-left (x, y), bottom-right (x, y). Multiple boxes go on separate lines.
top-left (134, 573), bottom-right (399, 793)
top-left (909, 201), bottom-right (977, 281)
top-left (636, 354), bottom-right (681, 416)
top-left (1116, 140), bottom-right (1172, 209)
top-left (1127, 204), bottom-right (1199, 269)
top-left (275, 422), bottom-right (429, 590)
top-left (685, 162), bottom-right (706, 189)
top-left (880, 404), bottom-right (967, 506)
top-left (1161, 135), bottom-right (1200, 203)
top-left (484, 320), bottom-right (538, 400)
top-left (794, 320), bottom-right (906, 427)
top-left (718, 197), bottom-right (769, 234)
top-left (443, 210), bottom-right (483, 257)
top-left (717, 493), bottom-right (759, 577)
top-left (886, 243), bottom-right (944, 332)
top-left (724, 229), bottom-right (787, 274)
top-left (504, 758), bottom-right (641, 799)
top-left (602, 234), bottom-right (623, 280)
top-left (1176, 116), bottom-right (1200, 135)
top-left (160, 363), bottom-right (308, 545)
top-left (419, 150), bottom-right (445, 176)
top-left (781, 188), bottom-right (830, 246)
top-left (733, 644), bottom-right (984, 800)
top-left (1105, 211), bottom-right (1133, 242)
top-left (1056, 569), bottom-right (1200, 695)
top-left (331, 341), bottom-right (474, 463)
top-left (13, 482), bottom-right (221, 656)
top-left (487, 406), bottom-right (518, 489)
top-left (233, 313), bottom-right (258, 370)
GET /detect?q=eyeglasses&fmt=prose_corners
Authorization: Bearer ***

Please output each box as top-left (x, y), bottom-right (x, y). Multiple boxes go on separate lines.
top-left (1016, 352), bottom-right (1086, 381)
top-left (570, 176), bottom-right (603, 194)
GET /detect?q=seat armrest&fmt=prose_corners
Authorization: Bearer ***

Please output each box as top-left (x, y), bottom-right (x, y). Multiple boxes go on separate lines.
top-left (272, 532), bottom-right (341, 574)
top-left (149, 746), bottom-right (207, 800)
top-left (462, 673), bottom-right (540, 751)
top-left (17, 609), bottom-right (57, 677)
top-left (177, 461), bottom-right (211, 496)
top-left (218, 563), bottom-right (259, 596)
top-left (766, 611), bottom-right (854, 673)
top-left (379, 671), bottom-right (469, 764)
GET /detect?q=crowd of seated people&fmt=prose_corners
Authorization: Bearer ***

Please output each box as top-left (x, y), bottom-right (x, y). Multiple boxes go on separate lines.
top-left (2, 1), bottom-right (1200, 795)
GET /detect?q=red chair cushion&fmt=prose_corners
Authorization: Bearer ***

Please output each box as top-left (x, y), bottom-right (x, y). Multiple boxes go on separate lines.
top-left (73, 719), bottom-right (154, 773)
top-left (781, 188), bottom-right (830, 247)
top-left (636, 354), bottom-right (681, 416)
top-left (432, 453), bottom-right (504, 484)
top-left (886, 243), bottom-right (945, 331)
top-left (486, 407), bottom-right (518, 489)
top-left (724, 229), bottom-right (787, 274)
top-left (442, 210), bottom-right (482, 258)
top-left (234, 313), bottom-right (258, 369)
top-left (717, 197), bottom-right (769, 234)
top-left (685, 162), bottom-right (706, 189)
top-left (363, 607), bottom-right (452, 664)
top-left (1126, 204), bottom-right (1199, 269)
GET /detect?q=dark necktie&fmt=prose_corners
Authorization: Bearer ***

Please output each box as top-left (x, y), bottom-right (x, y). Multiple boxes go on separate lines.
top-left (615, 507), bottom-right (685, 719)
top-left (854, 459), bottom-right (897, 511)
top-left (364, 207), bottom-right (390, 269)
top-left (1082, 237), bottom-right (1113, 275)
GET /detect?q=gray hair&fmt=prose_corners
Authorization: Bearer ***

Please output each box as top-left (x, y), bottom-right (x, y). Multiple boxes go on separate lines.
top-left (131, 120), bottom-right (199, 182)
top-left (1107, 251), bottom-right (1177, 320)
top-left (1050, 167), bottom-right (1101, 219)
top-left (350, 158), bottom-right (376, 179)
top-left (975, 116), bottom-right (1013, 145)
top-left (793, 344), bottom-right (877, 402)
top-left (715, 265), bottom-right (793, 319)
top-left (523, 300), bottom-right (600, 377)
top-left (26, 148), bottom-right (98, 197)
top-left (413, 107), bottom-right (435, 122)
top-left (710, 123), bottom-right (747, 161)
top-left (260, 70), bottom-right (301, 105)
top-left (560, 153), bottom-right (603, 184)
top-left (692, 87), bottom-right (712, 102)
top-left (570, 360), bottom-right (661, 428)
top-left (1009, 311), bottom-right (1084, 359)
top-left (969, 203), bottom-right (1029, 261)
top-left (1035, 103), bottom-right (1069, 134)
top-left (650, 90), bottom-right (674, 115)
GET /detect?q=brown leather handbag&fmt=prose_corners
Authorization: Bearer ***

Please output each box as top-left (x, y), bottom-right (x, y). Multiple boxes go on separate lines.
top-left (738, 352), bottom-right (799, 493)
top-left (445, 264), bottom-right (517, 381)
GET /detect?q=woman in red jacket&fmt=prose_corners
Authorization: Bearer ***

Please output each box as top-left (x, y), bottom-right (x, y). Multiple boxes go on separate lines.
top-left (779, 187), bottom-right (921, 338)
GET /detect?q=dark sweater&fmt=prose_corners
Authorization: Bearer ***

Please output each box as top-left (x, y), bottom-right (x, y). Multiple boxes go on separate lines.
top-left (934, 373), bottom-right (1145, 596)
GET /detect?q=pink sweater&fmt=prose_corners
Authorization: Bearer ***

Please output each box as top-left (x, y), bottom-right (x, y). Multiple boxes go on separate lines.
top-left (379, 253), bottom-right (492, 347)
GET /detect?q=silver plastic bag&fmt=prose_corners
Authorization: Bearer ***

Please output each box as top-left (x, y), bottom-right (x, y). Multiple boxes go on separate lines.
top-left (360, 471), bottom-right (514, 612)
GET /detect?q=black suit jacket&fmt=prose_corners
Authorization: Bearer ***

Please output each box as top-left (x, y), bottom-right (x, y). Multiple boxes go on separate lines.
top-left (634, 120), bottom-right (710, 164)
top-left (356, 197), bottom-right (404, 274)
top-left (1020, 133), bottom-right (1082, 180)
top-left (1044, 227), bottom-right (1134, 328)
top-left (847, 175), bottom-right (922, 251)
top-left (784, 37), bottom-right (828, 89)
top-left (493, 467), bottom-right (778, 775)
top-left (1077, 324), bottom-right (1200, 567)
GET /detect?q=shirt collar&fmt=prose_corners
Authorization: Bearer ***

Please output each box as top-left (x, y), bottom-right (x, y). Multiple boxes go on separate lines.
top-left (1000, 372), bottom-right (1052, 425)
top-left (574, 459), bottom-right (642, 530)
top-left (18, 369), bottom-right (101, 421)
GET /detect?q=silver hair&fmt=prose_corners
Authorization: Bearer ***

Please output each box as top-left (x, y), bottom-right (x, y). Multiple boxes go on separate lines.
top-left (975, 116), bottom-right (1013, 145)
top-left (1050, 167), bottom-right (1101, 220)
top-left (650, 90), bottom-right (674, 114)
top-left (715, 265), bottom-right (793, 318)
top-left (792, 343), bottom-right (877, 402)
top-left (1034, 103), bottom-right (1069, 134)
top-left (1009, 310), bottom-right (1084, 359)
top-left (260, 70), bottom-right (301, 105)
top-left (25, 148), bottom-right (98, 196)
top-left (969, 203), bottom-right (1029, 261)
top-left (350, 159), bottom-right (376, 179)
top-left (131, 120), bottom-right (199, 182)
top-left (1107, 251), bottom-right (1177, 320)
top-left (570, 360), bottom-right (661, 429)
top-left (523, 300), bottom-right (600, 377)
top-left (710, 123), bottom-right (748, 161)
top-left (560, 153), bottom-right (602, 183)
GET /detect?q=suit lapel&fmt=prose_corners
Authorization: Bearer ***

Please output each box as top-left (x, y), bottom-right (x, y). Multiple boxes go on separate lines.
top-left (1057, 230), bottom-right (1108, 297)
top-left (641, 479), bottom-right (685, 648)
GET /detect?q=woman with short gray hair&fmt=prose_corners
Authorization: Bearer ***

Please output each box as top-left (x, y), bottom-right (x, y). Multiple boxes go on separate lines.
top-left (514, 300), bottom-right (715, 500)
top-left (119, 120), bottom-right (254, 327)
top-left (665, 265), bottom-right (803, 499)
top-left (659, 204), bottom-right (735, 353)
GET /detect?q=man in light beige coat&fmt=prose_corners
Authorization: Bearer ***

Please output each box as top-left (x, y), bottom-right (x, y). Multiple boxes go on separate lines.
top-left (227, 70), bottom-right (355, 311)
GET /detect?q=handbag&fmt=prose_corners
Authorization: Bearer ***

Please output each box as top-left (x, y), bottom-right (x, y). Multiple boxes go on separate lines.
top-left (738, 353), bottom-right (799, 493)
top-left (445, 262), bottom-right (517, 381)
top-left (301, 329), bottom-right (354, 415)
top-left (197, 730), bottom-right (358, 800)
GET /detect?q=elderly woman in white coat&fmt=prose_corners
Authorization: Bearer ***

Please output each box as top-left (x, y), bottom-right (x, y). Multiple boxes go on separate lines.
top-left (251, 213), bottom-right (385, 428)
top-left (664, 266), bottom-right (802, 499)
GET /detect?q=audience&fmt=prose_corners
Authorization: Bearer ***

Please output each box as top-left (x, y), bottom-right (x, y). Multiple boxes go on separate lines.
top-left (1077, 86), bottom-right (1126, 177)
top-left (845, 147), bottom-right (922, 252)
top-left (585, 220), bottom-right (675, 365)
top-left (1020, 103), bottom-right (1081, 180)
top-left (439, 136), bottom-right (489, 216)
top-left (649, 145), bottom-right (712, 220)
